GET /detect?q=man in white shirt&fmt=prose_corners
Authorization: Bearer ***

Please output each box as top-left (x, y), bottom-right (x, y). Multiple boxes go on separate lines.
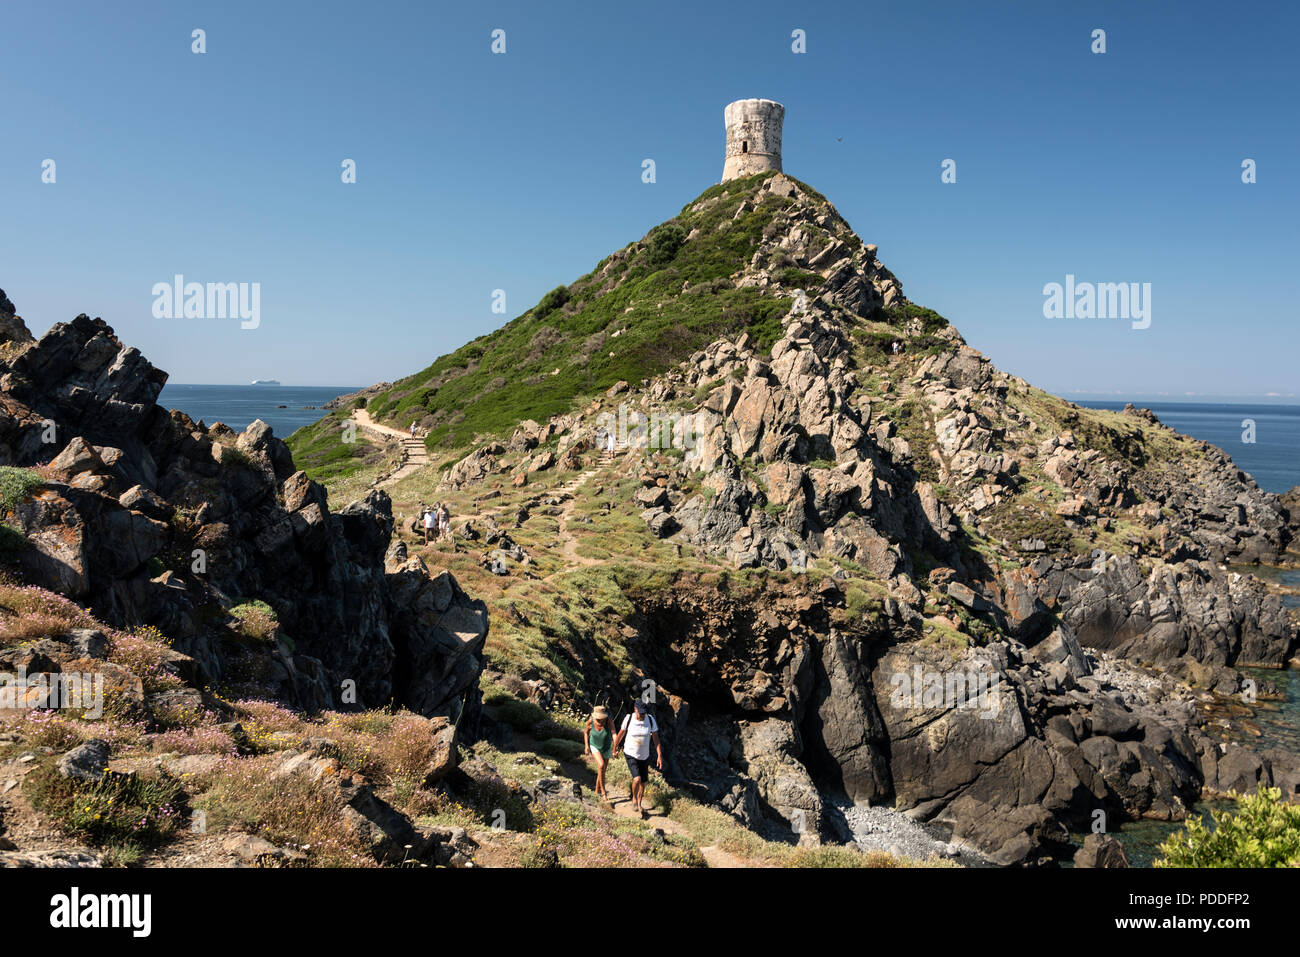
top-left (612, 700), bottom-right (663, 818)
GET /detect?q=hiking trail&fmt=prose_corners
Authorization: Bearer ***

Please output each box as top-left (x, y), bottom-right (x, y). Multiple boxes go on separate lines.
top-left (554, 467), bottom-right (604, 568)
top-left (352, 408), bottom-right (429, 487)
top-left (605, 793), bottom-right (748, 868)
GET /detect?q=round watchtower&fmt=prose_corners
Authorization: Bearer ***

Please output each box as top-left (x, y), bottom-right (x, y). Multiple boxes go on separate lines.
top-left (722, 98), bottom-right (784, 182)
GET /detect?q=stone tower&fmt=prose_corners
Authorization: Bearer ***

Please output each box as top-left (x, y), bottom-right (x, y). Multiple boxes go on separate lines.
top-left (722, 98), bottom-right (784, 182)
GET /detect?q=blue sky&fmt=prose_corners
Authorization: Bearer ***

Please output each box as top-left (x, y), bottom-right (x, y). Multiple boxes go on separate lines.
top-left (2, 0), bottom-right (1296, 398)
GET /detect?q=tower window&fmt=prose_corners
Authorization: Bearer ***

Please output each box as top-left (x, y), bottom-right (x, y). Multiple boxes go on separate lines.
top-left (742, 141), bottom-right (748, 153)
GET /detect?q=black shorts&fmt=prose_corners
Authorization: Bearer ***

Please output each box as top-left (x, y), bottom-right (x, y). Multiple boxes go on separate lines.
top-left (625, 753), bottom-right (651, 781)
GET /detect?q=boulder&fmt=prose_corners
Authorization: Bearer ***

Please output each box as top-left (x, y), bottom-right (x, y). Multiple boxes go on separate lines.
top-left (1073, 833), bottom-right (1130, 868)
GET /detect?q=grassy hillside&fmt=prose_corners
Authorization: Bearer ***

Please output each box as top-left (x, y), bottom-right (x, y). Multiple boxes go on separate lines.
top-left (285, 408), bottom-right (397, 487)
top-left (357, 173), bottom-right (850, 448)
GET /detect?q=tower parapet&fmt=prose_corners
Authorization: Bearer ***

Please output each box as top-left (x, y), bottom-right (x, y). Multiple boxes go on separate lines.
top-left (722, 98), bottom-right (784, 182)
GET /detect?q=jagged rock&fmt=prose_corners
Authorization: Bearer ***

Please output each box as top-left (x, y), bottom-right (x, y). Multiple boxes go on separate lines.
top-left (0, 314), bottom-right (489, 723)
top-left (1026, 627), bottom-right (1093, 679)
top-left (731, 718), bottom-right (824, 843)
top-left (0, 288), bottom-right (34, 346)
top-left (642, 508), bottom-right (679, 538)
top-left (1058, 555), bottom-right (1293, 667)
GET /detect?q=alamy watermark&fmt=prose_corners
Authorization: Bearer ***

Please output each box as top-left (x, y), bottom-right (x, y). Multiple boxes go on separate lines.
top-left (152, 275), bottom-right (260, 329)
top-left (0, 667), bottom-right (104, 719)
top-left (1042, 274), bottom-right (1150, 330)
top-left (594, 404), bottom-right (701, 452)
top-left (888, 665), bottom-right (1002, 720)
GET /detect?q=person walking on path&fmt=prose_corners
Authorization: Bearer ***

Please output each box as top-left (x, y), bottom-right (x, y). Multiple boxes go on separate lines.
top-left (438, 503), bottom-right (450, 540)
top-left (584, 706), bottom-right (614, 801)
top-left (423, 505), bottom-right (436, 544)
top-left (612, 700), bottom-right (662, 818)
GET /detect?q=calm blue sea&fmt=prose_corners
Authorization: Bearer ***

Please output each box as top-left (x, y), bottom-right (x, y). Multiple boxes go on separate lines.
top-left (158, 384), bottom-right (359, 440)
top-left (1075, 400), bottom-right (1300, 495)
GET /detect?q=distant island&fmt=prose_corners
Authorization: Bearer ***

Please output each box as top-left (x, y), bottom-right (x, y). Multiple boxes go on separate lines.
top-left (251, 379), bottom-right (281, 385)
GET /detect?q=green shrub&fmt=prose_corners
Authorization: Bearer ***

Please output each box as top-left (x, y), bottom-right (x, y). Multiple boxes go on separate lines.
top-left (535, 285), bottom-right (570, 318)
top-left (537, 738), bottom-right (586, 761)
top-left (1156, 788), bottom-right (1300, 867)
top-left (0, 466), bottom-right (43, 513)
top-left (231, 600), bottom-right (279, 642)
top-left (647, 222), bottom-right (687, 267)
top-left (25, 763), bottom-right (187, 865)
top-left (484, 693), bottom-right (548, 731)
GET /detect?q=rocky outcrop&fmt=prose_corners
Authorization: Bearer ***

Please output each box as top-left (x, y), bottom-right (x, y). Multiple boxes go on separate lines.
top-left (1054, 554), bottom-right (1291, 667)
top-left (606, 210), bottom-right (1294, 675)
top-left (0, 306), bottom-right (488, 722)
top-left (0, 289), bottom-right (34, 348)
top-left (621, 572), bottom-right (1262, 864)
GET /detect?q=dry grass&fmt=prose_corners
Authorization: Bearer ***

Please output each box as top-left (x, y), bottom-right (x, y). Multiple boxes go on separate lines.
top-left (193, 755), bottom-right (376, 867)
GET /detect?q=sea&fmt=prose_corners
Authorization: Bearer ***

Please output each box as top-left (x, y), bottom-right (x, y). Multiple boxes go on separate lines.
top-left (157, 384), bottom-right (359, 440)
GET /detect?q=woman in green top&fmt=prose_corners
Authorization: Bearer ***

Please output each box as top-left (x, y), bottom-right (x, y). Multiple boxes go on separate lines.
top-left (585, 706), bottom-right (613, 801)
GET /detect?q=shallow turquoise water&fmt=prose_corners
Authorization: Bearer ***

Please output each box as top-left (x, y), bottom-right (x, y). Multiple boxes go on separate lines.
top-left (1066, 667), bottom-right (1298, 867)
top-left (1086, 802), bottom-right (1233, 868)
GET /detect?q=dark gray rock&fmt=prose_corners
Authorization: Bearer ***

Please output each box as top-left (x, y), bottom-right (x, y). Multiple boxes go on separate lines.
top-left (57, 740), bottom-right (110, 783)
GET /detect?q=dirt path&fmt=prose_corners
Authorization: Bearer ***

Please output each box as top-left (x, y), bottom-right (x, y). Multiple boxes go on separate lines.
top-left (605, 793), bottom-right (746, 868)
top-left (352, 409), bottom-right (428, 487)
top-left (554, 468), bottom-right (603, 568)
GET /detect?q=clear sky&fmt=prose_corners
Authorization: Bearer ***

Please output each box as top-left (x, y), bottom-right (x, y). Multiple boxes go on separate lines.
top-left (2, 0), bottom-right (1296, 397)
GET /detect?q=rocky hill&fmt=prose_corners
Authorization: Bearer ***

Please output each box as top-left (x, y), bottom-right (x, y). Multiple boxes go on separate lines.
top-left (0, 288), bottom-right (912, 870)
top-left (1, 167), bottom-right (1296, 867)
top-left (298, 173), bottom-right (1299, 865)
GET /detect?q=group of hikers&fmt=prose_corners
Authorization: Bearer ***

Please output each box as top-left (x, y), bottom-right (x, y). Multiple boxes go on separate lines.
top-left (419, 501), bottom-right (452, 544)
top-left (583, 700), bottom-right (664, 818)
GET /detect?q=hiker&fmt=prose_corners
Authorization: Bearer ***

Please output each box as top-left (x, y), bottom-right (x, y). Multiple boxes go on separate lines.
top-left (612, 700), bottom-right (662, 818)
top-left (606, 430), bottom-right (616, 454)
top-left (423, 506), bottom-right (435, 544)
top-left (438, 502), bottom-right (451, 542)
top-left (409, 422), bottom-right (417, 438)
top-left (584, 706), bottom-right (614, 801)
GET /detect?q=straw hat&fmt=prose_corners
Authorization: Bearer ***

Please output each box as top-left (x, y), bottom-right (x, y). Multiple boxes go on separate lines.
top-left (591, 706), bottom-right (608, 720)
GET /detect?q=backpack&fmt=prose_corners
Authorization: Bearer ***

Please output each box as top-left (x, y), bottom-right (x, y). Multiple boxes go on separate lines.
top-left (621, 712), bottom-right (657, 758)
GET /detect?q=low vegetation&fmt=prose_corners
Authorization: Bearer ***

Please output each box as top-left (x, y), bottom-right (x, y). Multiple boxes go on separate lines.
top-left (283, 410), bottom-right (397, 490)
top-left (359, 174), bottom-right (841, 449)
top-left (25, 764), bottom-right (188, 867)
top-left (1156, 788), bottom-right (1300, 867)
